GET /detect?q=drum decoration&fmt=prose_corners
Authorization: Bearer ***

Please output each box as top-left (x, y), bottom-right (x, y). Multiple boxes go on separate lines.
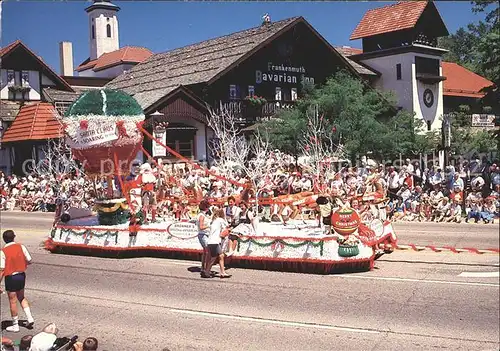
top-left (95, 198), bottom-right (130, 225)
top-left (338, 244), bottom-right (360, 257)
top-left (331, 206), bottom-right (361, 236)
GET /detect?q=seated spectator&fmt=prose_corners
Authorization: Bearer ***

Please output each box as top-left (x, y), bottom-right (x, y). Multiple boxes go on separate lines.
top-left (466, 197), bottom-right (482, 223)
top-left (19, 335), bottom-right (33, 351)
top-left (1, 336), bottom-right (14, 350)
top-left (447, 195), bottom-right (463, 223)
top-left (392, 199), bottom-right (406, 221)
top-left (481, 197), bottom-right (496, 224)
top-left (83, 337), bottom-right (99, 350)
top-left (432, 197), bottom-right (450, 222)
top-left (30, 323), bottom-right (58, 351)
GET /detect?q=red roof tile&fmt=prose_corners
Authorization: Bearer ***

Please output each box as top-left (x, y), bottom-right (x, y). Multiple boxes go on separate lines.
top-left (76, 46), bottom-right (153, 72)
top-left (0, 40), bottom-right (21, 56)
top-left (1, 103), bottom-right (63, 143)
top-left (442, 62), bottom-right (494, 98)
top-left (335, 46), bottom-right (363, 56)
top-left (350, 1), bottom-right (428, 40)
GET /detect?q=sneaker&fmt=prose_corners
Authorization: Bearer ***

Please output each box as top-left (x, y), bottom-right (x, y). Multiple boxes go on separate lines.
top-left (6, 324), bottom-right (20, 332)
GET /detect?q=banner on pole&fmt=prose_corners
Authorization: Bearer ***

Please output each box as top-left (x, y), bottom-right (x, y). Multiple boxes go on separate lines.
top-left (153, 130), bottom-right (166, 157)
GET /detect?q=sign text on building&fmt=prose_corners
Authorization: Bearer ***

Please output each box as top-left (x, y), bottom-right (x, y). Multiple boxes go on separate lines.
top-left (153, 129), bottom-right (167, 157)
top-left (471, 114), bottom-right (496, 128)
top-left (256, 62), bottom-right (314, 85)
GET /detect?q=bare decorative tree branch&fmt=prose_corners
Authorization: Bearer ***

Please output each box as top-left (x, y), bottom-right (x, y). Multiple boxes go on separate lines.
top-left (35, 119), bottom-right (85, 179)
top-left (299, 105), bottom-right (346, 176)
top-left (207, 103), bottom-right (249, 178)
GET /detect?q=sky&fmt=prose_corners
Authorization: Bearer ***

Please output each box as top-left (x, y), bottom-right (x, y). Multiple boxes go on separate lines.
top-left (1, 1), bottom-right (488, 75)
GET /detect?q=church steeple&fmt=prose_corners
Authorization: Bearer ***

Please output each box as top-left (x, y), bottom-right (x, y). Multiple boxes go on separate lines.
top-left (85, 0), bottom-right (120, 60)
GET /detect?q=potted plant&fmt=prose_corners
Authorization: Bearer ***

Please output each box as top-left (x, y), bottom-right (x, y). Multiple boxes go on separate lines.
top-left (244, 95), bottom-right (267, 107)
top-left (8, 85), bottom-right (31, 94)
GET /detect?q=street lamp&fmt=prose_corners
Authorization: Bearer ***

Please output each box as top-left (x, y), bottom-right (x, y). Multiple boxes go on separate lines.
top-left (149, 110), bottom-right (167, 131)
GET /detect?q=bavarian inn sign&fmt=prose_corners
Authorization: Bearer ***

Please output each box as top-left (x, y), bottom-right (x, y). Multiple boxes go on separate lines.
top-left (256, 62), bottom-right (314, 85)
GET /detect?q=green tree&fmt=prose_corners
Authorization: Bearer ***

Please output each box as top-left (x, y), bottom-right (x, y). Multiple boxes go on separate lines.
top-left (439, 1), bottom-right (499, 82)
top-left (259, 108), bottom-right (305, 159)
top-left (447, 105), bottom-right (497, 156)
top-left (261, 71), bottom-right (429, 161)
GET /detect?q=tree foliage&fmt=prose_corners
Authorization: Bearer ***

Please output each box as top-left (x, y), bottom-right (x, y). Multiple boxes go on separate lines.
top-left (447, 105), bottom-right (497, 156)
top-left (261, 71), bottom-right (439, 161)
top-left (438, 1), bottom-right (500, 111)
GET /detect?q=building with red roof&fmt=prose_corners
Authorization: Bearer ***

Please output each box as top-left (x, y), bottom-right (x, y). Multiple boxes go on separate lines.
top-left (0, 40), bottom-right (75, 174)
top-left (61, 0), bottom-right (152, 80)
top-left (1, 103), bottom-right (63, 143)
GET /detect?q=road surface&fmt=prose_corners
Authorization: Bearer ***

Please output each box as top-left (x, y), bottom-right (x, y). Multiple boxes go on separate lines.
top-left (1, 212), bottom-right (498, 350)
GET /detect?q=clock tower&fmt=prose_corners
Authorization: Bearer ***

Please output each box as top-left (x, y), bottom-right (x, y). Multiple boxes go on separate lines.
top-left (349, 1), bottom-right (449, 131)
top-left (86, 0), bottom-right (120, 61)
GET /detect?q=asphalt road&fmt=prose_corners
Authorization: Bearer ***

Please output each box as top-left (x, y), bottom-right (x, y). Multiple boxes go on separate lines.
top-left (1, 211), bottom-right (499, 351)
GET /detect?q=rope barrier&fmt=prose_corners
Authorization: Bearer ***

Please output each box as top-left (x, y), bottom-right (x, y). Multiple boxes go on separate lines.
top-left (394, 244), bottom-right (500, 255)
top-left (139, 124), bottom-right (246, 188)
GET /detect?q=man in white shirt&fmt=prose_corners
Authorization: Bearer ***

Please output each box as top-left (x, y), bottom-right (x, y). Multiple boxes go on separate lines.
top-left (387, 167), bottom-right (401, 200)
top-left (452, 172), bottom-right (464, 192)
top-left (471, 175), bottom-right (485, 191)
top-left (405, 159), bottom-right (414, 174)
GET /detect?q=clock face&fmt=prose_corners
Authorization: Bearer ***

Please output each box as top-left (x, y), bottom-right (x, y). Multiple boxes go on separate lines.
top-left (423, 89), bottom-right (434, 108)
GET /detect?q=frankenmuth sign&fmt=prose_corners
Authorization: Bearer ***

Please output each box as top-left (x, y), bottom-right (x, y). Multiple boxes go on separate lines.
top-left (256, 62), bottom-right (314, 85)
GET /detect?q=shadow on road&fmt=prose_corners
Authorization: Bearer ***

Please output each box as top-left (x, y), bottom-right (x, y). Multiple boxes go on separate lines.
top-left (1, 319), bottom-right (33, 331)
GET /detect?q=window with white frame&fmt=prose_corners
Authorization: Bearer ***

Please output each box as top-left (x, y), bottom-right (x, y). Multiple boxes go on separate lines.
top-left (275, 87), bottom-right (282, 101)
top-left (7, 70), bottom-right (15, 86)
top-left (248, 85), bottom-right (255, 97)
top-left (229, 84), bottom-right (237, 99)
top-left (291, 88), bottom-right (298, 101)
top-left (21, 71), bottom-right (29, 87)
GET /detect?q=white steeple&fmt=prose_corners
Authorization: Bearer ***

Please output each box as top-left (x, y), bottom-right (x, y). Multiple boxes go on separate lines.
top-left (85, 0), bottom-right (120, 60)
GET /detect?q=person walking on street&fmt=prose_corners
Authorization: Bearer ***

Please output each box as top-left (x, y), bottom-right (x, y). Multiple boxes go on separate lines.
top-left (0, 230), bottom-right (35, 332)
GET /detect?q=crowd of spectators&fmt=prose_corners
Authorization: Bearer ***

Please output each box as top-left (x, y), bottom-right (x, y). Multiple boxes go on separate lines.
top-left (1, 323), bottom-right (99, 351)
top-left (0, 155), bottom-right (498, 224)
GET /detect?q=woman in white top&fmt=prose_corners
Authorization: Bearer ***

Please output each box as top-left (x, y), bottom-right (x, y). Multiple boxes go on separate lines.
top-left (195, 200), bottom-right (211, 278)
top-left (204, 208), bottom-right (231, 279)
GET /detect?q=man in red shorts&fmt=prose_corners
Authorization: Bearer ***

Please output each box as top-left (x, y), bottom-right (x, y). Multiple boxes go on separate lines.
top-left (0, 230), bottom-right (35, 332)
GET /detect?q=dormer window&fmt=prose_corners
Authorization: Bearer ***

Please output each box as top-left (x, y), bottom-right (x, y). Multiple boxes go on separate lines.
top-left (106, 24), bottom-right (112, 38)
top-left (7, 70), bottom-right (15, 87)
top-left (229, 85), bottom-right (237, 100)
top-left (21, 71), bottom-right (29, 87)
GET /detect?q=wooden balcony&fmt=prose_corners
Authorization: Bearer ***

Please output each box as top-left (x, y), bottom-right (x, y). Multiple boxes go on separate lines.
top-left (214, 100), bottom-right (296, 125)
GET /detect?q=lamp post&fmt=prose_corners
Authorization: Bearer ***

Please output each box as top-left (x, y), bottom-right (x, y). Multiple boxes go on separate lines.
top-left (149, 110), bottom-right (165, 130)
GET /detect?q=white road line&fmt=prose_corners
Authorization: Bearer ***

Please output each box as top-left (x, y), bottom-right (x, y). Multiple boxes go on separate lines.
top-left (458, 271), bottom-right (499, 278)
top-left (169, 308), bottom-right (380, 334)
top-left (335, 275), bottom-right (500, 287)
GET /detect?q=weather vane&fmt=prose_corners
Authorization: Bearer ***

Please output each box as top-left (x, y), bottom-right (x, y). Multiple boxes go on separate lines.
top-left (262, 13), bottom-right (271, 25)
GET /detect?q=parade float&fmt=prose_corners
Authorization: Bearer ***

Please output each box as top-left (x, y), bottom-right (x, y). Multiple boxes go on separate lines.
top-left (45, 88), bottom-right (398, 274)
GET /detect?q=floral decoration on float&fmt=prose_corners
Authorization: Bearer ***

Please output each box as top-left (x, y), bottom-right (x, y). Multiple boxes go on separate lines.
top-left (63, 89), bottom-right (145, 225)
